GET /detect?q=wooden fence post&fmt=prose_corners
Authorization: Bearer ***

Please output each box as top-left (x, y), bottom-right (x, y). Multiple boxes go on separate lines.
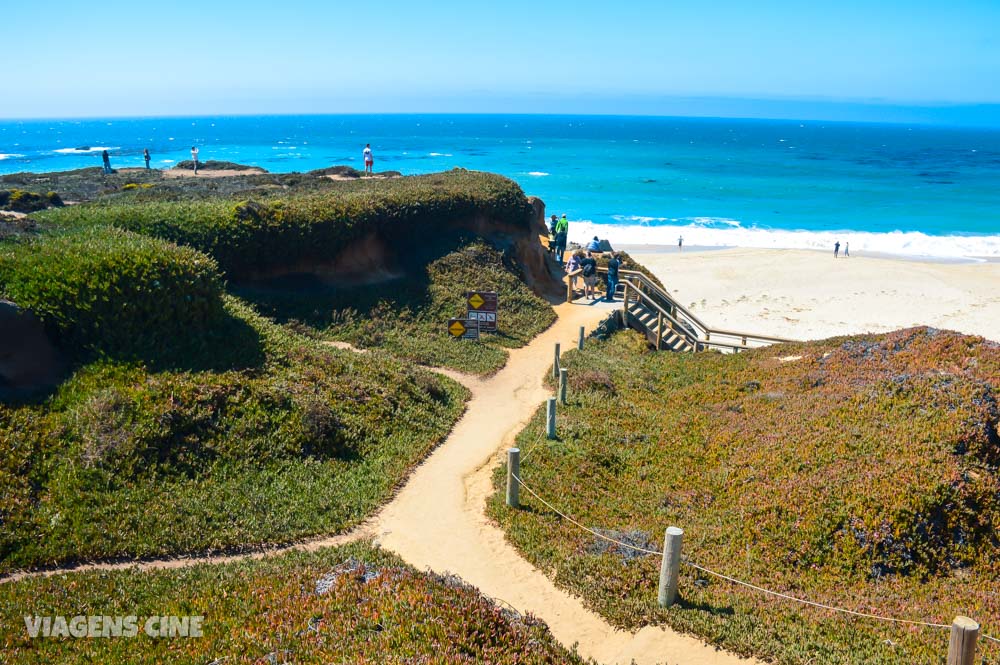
top-left (658, 526), bottom-right (684, 608)
top-left (546, 397), bottom-right (557, 439)
top-left (947, 616), bottom-right (979, 665)
top-left (656, 312), bottom-right (663, 350)
top-left (578, 325), bottom-right (585, 350)
top-left (559, 368), bottom-right (568, 404)
top-left (553, 343), bottom-right (560, 379)
top-left (506, 448), bottom-right (520, 508)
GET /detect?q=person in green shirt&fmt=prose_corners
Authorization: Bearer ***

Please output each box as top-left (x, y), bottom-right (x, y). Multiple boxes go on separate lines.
top-left (554, 214), bottom-right (569, 263)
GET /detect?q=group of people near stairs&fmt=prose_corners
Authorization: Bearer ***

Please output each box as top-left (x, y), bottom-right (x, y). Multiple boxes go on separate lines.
top-left (550, 214), bottom-right (621, 302)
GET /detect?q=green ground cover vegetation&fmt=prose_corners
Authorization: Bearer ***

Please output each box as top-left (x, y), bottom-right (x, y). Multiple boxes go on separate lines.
top-left (0, 542), bottom-right (588, 664)
top-left (34, 170), bottom-right (534, 280)
top-left (0, 169), bottom-right (557, 571)
top-left (0, 294), bottom-right (467, 573)
top-left (488, 327), bottom-right (1000, 664)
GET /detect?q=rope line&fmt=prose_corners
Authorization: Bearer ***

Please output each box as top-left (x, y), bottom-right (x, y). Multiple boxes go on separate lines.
top-left (681, 560), bottom-right (950, 629)
top-left (510, 472), bottom-right (1000, 642)
top-left (511, 473), bottom-right (660, 556)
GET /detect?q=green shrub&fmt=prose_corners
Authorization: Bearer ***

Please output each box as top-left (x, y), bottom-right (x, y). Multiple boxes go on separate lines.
top-left (0, 227), bottom-right (226, 360)
top-left (0, 189), bottom-right (63, 213)
top-left (36, 170), bottom-right (535, 279)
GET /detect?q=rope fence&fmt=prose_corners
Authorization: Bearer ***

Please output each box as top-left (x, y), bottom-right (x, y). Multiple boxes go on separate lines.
top-left (508, 468), bottom-right (1000, 651)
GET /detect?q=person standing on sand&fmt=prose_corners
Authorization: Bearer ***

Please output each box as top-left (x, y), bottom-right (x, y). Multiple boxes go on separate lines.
top-left (605, 252), bottom-right (621, 302)
top-left (678, 235), bottom-right (684, 252)
top-left (844, 241), bottom-right (850, 257)
top-left (101, 150), bottom-right (112, 174)
top-left (554, 214), bottom-right (569, 263)
top-left (363, 144), bottom-right (374, 174)
top-left (191, 146), bottom-right (199, 174)
top-left (834, 241), bottom-right (840, 258)
top-left (143, 148), bottom-right (150, 170)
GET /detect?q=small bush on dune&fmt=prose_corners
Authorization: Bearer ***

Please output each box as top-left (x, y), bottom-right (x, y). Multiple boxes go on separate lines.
top-left (0, 227), bottom-right (226, 362)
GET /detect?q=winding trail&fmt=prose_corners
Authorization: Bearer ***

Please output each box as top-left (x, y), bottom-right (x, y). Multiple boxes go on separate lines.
top-left (3, 300), bottom-right (761, 664)
top-left (372, 300), bottom-right (761, 665)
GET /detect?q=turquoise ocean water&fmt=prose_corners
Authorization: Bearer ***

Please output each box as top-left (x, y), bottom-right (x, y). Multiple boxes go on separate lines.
top-left (1, 114), bottom-right (998, 259)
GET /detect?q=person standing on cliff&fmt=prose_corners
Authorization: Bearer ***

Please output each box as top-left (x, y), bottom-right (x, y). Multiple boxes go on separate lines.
top-left (101, 150), bottom-right (112, 174)
top-left (554, 214), bottom-right (569, 263)
top-left (363, 143), bottom-right (374, 174)
top-left (143, 148), bottom-right (151, 170)
top-left (191, 146), bottom-right (199, 174)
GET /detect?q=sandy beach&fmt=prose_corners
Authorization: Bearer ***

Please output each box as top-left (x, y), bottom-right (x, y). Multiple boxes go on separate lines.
top-left (625, 247), bottom-right (1000, 343)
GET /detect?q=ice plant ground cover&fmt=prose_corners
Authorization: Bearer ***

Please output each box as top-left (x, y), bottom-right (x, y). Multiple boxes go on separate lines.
top-left (489, 327), bottom-right (1000, 664)
top-left (0, 542), bottom-right (589, 664)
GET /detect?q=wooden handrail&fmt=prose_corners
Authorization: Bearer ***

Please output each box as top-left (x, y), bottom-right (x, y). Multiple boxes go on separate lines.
top-left (611, 268), bottom-right (795, 352)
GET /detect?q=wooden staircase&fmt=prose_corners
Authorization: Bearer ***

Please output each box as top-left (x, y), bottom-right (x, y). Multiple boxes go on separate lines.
top-left (625, 300), bottom-right (694, 352)
top-left (571, 267), bottom-right (793, 354)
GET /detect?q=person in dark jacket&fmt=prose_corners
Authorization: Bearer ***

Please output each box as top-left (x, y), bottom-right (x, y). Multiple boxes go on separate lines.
top-left (605, 253), bottom-right (621, 302)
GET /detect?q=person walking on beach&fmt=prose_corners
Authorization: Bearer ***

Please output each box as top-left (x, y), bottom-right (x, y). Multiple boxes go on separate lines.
top-left (191, 146), bottom-right (199, 174)
top-left (834, 241), bottom-right (840, 258)
top-left (363, 144), bottom-right (374, 174)
top-left (678, 235), bottom-right (684, 252)
top-left (844, 241), bottom-right (850, 257)
top-left (143, 148), bottom-right (150, 170)
top-left (554, 214), bottom-right (569, 263)
top-left (580, 251), bottom-right (598, 300)
top-left (101, 150), bottom-right (112, 174)
top-left (605, 252), bottom-right (621, 302)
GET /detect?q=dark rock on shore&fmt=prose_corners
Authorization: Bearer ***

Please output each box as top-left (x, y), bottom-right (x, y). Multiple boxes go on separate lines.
top-left (173, 160), bottom-right (266, 172)
top-left (308, 165), bottom-right (364, 178)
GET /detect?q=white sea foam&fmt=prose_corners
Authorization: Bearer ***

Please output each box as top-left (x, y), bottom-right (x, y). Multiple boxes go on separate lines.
top-left (0, 153), bottom-right (24, 160)
top-left (53, 146), bottom-right (117, 154)
top-left (570, 221), bottom-right (1000, 260)
top-left (527, 171), bottom-right (549, 177)
top-left (428, 152), bottom-right (453, 157)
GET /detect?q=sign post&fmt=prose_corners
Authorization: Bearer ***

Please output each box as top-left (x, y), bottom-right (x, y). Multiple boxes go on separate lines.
top-left (466, 291), bottom-right (498, 333)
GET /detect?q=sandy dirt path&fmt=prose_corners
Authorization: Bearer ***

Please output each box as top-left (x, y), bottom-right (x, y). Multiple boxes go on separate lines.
top-left (372, 299), bottom-right (761, 665)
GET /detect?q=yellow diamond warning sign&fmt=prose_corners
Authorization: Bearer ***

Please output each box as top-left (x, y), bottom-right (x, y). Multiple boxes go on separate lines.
top-left (448, 318), bottom-right (479, 340)
top-left (465, 291), bottom-right (497, 311)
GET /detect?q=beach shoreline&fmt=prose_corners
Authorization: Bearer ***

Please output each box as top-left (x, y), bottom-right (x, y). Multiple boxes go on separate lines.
top-left (624, 247), bottom-right (1000, 343)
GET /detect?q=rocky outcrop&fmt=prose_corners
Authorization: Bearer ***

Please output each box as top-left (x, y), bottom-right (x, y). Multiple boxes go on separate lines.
top-left (0, 300), bottom-right (65, 400)
top-left (237, 196), bottom-right (566, 299)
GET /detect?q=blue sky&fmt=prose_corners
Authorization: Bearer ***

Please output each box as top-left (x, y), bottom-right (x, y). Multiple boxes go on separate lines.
top-left (5, 0), bottom-right (1000, 122)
